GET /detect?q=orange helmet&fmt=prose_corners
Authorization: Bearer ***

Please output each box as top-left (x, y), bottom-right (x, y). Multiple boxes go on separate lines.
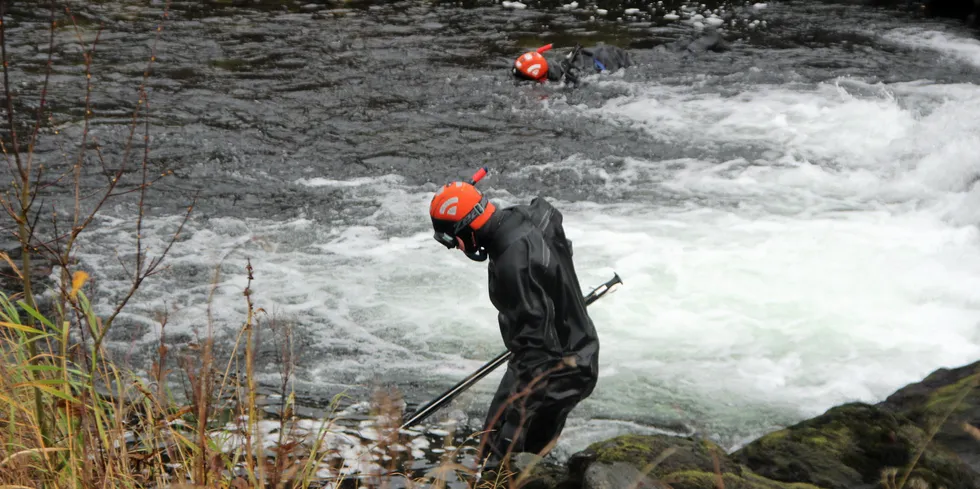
top-left (512, 44), bottom-right (553, 81)
top-left (429, 168), bottom-right (495, 260)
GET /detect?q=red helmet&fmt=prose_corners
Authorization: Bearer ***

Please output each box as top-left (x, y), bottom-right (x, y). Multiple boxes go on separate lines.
top-left (512, 44), bottom-right (553, 81)
top-left (429, 168), bottom-right (495, 260)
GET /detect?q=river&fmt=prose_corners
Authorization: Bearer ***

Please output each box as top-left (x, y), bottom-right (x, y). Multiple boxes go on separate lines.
top-left (4, 0), bottom-right (980, 463)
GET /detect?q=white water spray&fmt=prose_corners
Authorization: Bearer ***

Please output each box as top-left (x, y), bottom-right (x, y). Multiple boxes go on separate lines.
top-left (73, 25), bottom-right (980, 456)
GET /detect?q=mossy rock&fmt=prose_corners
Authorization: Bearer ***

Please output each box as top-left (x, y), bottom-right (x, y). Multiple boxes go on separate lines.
top-left (584, 461), bottom-right (670, 489)
top-left (879, 360), bottom-right (980, 473)
top-left (577, 434), bottom-right (826, 489)
top-left (662, 470), bottom-right (825, 489)
top-left (587, 434), bottom-right (741, 478)
top-left (732, 402), bottom-right (980, 489)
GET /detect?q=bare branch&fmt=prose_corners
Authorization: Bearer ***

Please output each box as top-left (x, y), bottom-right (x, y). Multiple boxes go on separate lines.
top-left (24, 197), bottom-right (44, 247)
top-left (92, 136), bottom-right (112, 183)
top-left (24, 3), bottom-right (57, 170)
top-left (97, 0), bottom-right (172, 218)
top-left (0, 192), bottom-right (17, 222)
top-left (102, 192), bottom-right (196, 334)
top-left (115, 247), bottom-right (132, 281)
top-left (35, 229), bottom-right (74, 255)
top-left (34, 162), bottom-right (72, 192)
top-left (0, 0), bottom-right (25, 180)
top-left (48, 201), bottom-right (64, 260)
top-left (67, 9), bottom-right (102, 234)
top-left (135, 83), bottom-right (152, 279)
top-left (26, 157), bottom-right (46, 212)
top-left (105, 173), bottom-right (171, 198)
top-left (0, 105), bottom-right (14, 175)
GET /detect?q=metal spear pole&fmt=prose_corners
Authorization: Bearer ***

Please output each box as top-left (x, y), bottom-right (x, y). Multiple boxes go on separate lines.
top-left (400, 273), bottom-right (623, 430)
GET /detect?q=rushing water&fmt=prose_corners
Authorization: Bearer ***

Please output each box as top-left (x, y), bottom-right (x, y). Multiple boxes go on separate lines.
top-left (4, 0), bottom-right (980, 461)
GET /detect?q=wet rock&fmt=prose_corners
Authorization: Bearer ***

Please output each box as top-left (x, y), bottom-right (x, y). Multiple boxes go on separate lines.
top-left (683, 29), bottom-right (731, 53)
top-left (567, 447), bottom-right (598, 482)
top-left (583, 461), bottom-right (667, 489)
top-left (502, 452), bottom-right (577, 489)
top-left (662, 471), bottom-right (825, 489)
top-left (732, 403), bottom-right (980, 489)
top-left (660, 29), bottom-right (731, 54)
top-left (588, 434), bottom-right (740, 476)
top-left (575, 434), bottom-right (822, 489)
top-left (878, 360), bottom-right (980, 473)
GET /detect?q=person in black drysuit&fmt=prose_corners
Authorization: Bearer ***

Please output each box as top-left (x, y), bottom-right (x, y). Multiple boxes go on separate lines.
top-left (512, 43), bottom-right (632, 86)
top-left (479, 197), bottom-right (600, 468)
top-left (427, 180), bottom-right (600, 476)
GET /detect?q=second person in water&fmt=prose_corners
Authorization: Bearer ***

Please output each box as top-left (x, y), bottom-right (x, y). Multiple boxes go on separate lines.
top-left (510, 32), bottom-right (729, 86)
top-left (511, 43), bottom-right (632, 85)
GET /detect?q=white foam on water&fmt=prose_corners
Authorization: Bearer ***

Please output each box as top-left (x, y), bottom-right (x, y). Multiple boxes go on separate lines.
top-left (298, 174), bottom-right (406, 188)
top-left (575, 76), bottom-right (980, 222)
top-left (74, 183), bottom-right (508, 387)
top-left (550, 198), bottom-right (980, 423)
top-left (532, 55), bottom-right (980, 448)
top-left (71, 28), bottom-right (980, 456)
top-left (880, 26), bottom-right (980, 70)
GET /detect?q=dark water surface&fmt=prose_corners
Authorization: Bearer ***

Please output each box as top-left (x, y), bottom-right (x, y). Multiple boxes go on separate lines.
top-left (5, 0), bottom-right (974, 219)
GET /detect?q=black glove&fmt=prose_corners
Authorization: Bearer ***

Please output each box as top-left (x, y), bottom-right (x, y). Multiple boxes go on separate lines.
top-left (561, 64), bottom-right (580, 86)
top-left (560, 44), bottom-right (583, 86)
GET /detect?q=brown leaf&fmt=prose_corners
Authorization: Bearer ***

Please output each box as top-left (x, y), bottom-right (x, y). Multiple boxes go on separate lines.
top-left (0, 251), bottom-right (22, 280)
top-left (70, 270), bottom-right (89, 299)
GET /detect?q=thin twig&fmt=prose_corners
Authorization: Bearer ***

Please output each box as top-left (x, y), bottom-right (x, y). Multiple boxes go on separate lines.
top-left (24, 3), bottom-right (57, 172)
top-left (101, 193), bottom-right (196, 334)
top-left (65, 8), bottom-right (101, 236)
top-left (0, 0), bottom-right (25, 180)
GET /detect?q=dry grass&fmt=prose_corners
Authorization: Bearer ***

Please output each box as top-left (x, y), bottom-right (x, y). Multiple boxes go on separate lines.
top-left (0, 258), bottom-right (578, 489)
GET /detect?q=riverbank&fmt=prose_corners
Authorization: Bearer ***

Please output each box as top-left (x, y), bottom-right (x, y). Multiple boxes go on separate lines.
top-left (134, 356), bottom-right (977, 488)
top-left (502, 359), bottom-right (979, 489)
top-left (0, 287), bottom-right (974, 489)
top-left (1, 274), bottom-right (974, 489)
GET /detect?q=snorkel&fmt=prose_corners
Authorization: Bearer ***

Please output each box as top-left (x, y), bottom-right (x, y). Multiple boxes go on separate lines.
top-left (463, 166), bottom-right (490, 262)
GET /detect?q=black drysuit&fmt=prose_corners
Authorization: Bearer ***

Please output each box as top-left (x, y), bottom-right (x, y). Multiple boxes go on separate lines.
top-left (543, 44), bottom-right (632, 84)
top-left (472, 197), bottom-right (600, 466)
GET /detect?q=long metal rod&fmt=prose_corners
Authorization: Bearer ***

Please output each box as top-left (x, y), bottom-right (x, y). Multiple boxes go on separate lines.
top-left (400, 273), bottom-right (623, 430)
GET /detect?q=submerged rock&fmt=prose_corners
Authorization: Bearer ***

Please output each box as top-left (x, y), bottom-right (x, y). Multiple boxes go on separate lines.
top-left (731, 402), bottom-right (980, 489)
top-left (657, 29), bottom-right (731, 54)
top-left (682, 29), bottom-right (731, 53)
